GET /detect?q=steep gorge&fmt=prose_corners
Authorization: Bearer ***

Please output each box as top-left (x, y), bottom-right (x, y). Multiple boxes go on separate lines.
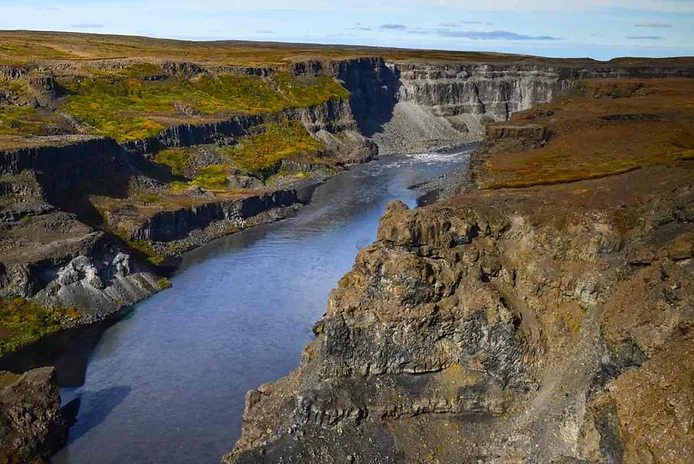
top-left (2, 55), bottom-right (693, 335)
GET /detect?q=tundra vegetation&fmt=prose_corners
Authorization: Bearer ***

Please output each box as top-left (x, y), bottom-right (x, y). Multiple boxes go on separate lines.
top-left (480, 79), bottom-right (694, 188)
top-left (0, 298), bottom-right (80, 357)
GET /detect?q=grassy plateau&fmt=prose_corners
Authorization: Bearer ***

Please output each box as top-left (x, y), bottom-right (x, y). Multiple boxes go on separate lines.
top-left (479, 79), bottom-right (694, 189)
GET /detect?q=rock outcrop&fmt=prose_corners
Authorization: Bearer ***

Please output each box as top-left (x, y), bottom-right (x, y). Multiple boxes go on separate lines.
top-left (0, 138), bottom-right (164, 324)
top-left (227, 165), bottom-right (694, 463)
top-left (121, 98), bottom-right (359, 157)
top-left (328, 59), bottom-right (694, 154)
top-left (0, 367), bottom-right (67, 463)
top-left (0, 96), bottom-right (366, 337)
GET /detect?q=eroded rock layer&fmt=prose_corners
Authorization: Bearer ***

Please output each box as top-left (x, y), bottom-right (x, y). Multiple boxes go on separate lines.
top-left (1, 52), bottom-right (693, 361)
top-left (0, 367), bottom-right (67, 463)
top-left (227, 169), bottom-right (694, 464)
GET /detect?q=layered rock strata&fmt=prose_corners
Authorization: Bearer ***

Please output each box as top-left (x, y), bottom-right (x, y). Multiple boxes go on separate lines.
top-left (0, 96), bottom-right (368, 326)
top-left (2, 55), bottom-right (693, 355)
top-left (321, 58), bottom-right (694, 154)
top-left (227, 164), bottom-right (694, 463)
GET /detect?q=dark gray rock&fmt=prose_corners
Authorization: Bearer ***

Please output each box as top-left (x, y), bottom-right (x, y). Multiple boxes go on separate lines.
top-left (0, 367), bottom-right (67, 463)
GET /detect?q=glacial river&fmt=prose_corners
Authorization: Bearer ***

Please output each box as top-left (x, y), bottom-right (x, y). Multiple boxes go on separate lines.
top-left (11, 148), bottom-right (470, 464)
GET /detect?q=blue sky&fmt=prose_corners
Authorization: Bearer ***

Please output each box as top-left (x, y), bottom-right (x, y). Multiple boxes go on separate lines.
top-left (1, 0), bottom-right (692, 59)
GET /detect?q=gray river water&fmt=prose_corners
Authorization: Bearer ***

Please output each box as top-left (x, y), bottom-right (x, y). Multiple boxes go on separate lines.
top-left (26, 149), bottom-right (470, 464)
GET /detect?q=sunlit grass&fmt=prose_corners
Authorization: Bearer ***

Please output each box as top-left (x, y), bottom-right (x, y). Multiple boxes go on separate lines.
top-left (0, 106), bottom-right (47, 136)
top-left (53, 67), bottom-right (348, 142)
top-left (0, 298), bottom-right (80, 357)
top-left (0, 30), bottom-right (567, 66)
top-left (480, 79), bottom-right (694, 189)
top-left (221, 120), bottom-right (324, 175)
top-left (154, 120), bottom-right (325, 188)
top-left (154, 148), bottom-right (190, 176)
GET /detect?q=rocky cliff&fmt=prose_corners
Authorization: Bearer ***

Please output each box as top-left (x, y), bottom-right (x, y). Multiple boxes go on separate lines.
top-left (120, 97), bottom-right (359, 157)
top-left (0, 136), bottom-right (165, 324)
top-left (0, 95), bottom-right (366, 332)
top-left (225, 79), bottom-right (694, 463)
top-left (226, 164), bottom-right (694, 464)
top-left (0, 367), bottom-right (67, 463)
top-left (328, 58), bottom-right (694, 154)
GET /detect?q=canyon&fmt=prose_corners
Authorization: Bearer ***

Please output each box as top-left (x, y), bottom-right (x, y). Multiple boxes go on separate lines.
top-left (0, 32), bottom-right (693, 463)
top-left (226, 78), bottom-right (694, 463)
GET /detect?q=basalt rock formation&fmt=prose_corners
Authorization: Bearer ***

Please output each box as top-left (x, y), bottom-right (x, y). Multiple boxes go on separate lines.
top-left (0, 96), bottom-right (368, 343)
top-left (0, 367), bottom-right (67, 463)
top-left (225, 79), bottom-right (694, 463)
top-left (324, 58), bottom-right (694, 154)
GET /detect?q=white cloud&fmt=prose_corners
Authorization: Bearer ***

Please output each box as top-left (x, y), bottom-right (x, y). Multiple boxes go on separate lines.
top-left (422, 0), bottom-right (694, 12)
top-left (635, 20), bottom-right (672, 27)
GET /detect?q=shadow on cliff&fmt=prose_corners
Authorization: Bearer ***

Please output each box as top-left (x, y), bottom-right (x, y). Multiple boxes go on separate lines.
top-left (37, 142), bottom-right (180, 228)
top-left (61, 385), bottom-right (131, 444)
top-left (338, 61), bottom-right (401, 137)
top-left (0, 308), bottom-right (131, 387)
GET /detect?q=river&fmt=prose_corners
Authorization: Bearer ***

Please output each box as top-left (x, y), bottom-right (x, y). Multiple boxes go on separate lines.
top-left (20, 148), bottom-right (470, 464)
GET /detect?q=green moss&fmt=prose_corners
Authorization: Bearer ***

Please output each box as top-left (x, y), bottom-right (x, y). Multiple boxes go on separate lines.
top-left (220, 120), bottom-right (324, 176)
top-left (169, 181), bottom-right (193, 193)
top-left (125, 239), bottom-right (166, 266)
top-left (53, 71), bottom-right (348, 142)
top-left (0, 298), bottom-right (80, 357)
top-left (0, 40), bottom-right (72, 60)
top-left (0, 106), bottom-right (47, 137)
top-left (155, 148), bottom-right (190, 176)
top-left (265, 170), bottom-right (311, 186)
top-left (157, 278), bottom-right (173, 290)
top-left (271, 71), bottom-right (350, 106)
top-left (118, 62), bottom-right (166, 79)
top-left (193, 164), bottom-right (231, 189)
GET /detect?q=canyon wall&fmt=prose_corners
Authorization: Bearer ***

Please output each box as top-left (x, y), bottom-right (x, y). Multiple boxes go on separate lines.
top-left (325, 58), bottom-right (694, 153)
top-left (224, 75), bottom-right (694, 464)
top-left (226, 165), bottom-right (694, 463)
top-left (121, 97), bottom-right (358, 157)
top-left (131, 189), bottom-right (305, 243)
top-left (0, 97), bottom-right (361, 322)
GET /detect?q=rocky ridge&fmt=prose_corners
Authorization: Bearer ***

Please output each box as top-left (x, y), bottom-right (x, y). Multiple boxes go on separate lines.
top-left (0, 367), bottom-right (66, 463)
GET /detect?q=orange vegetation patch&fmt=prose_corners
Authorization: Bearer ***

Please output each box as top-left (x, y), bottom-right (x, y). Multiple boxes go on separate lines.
top-left (479, 79), bottom-right (694, 189)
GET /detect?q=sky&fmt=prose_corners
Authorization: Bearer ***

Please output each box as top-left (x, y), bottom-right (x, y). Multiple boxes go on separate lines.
top-left (1, 0), bottom-right (693, 60)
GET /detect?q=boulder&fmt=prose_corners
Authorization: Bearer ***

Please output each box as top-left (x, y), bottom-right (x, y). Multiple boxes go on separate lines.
top-left (0, 367), bottom-right (67, 463)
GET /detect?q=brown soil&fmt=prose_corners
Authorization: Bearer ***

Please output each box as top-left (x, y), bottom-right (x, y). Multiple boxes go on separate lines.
top-left (476, 79), bottom-right (694, 189)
